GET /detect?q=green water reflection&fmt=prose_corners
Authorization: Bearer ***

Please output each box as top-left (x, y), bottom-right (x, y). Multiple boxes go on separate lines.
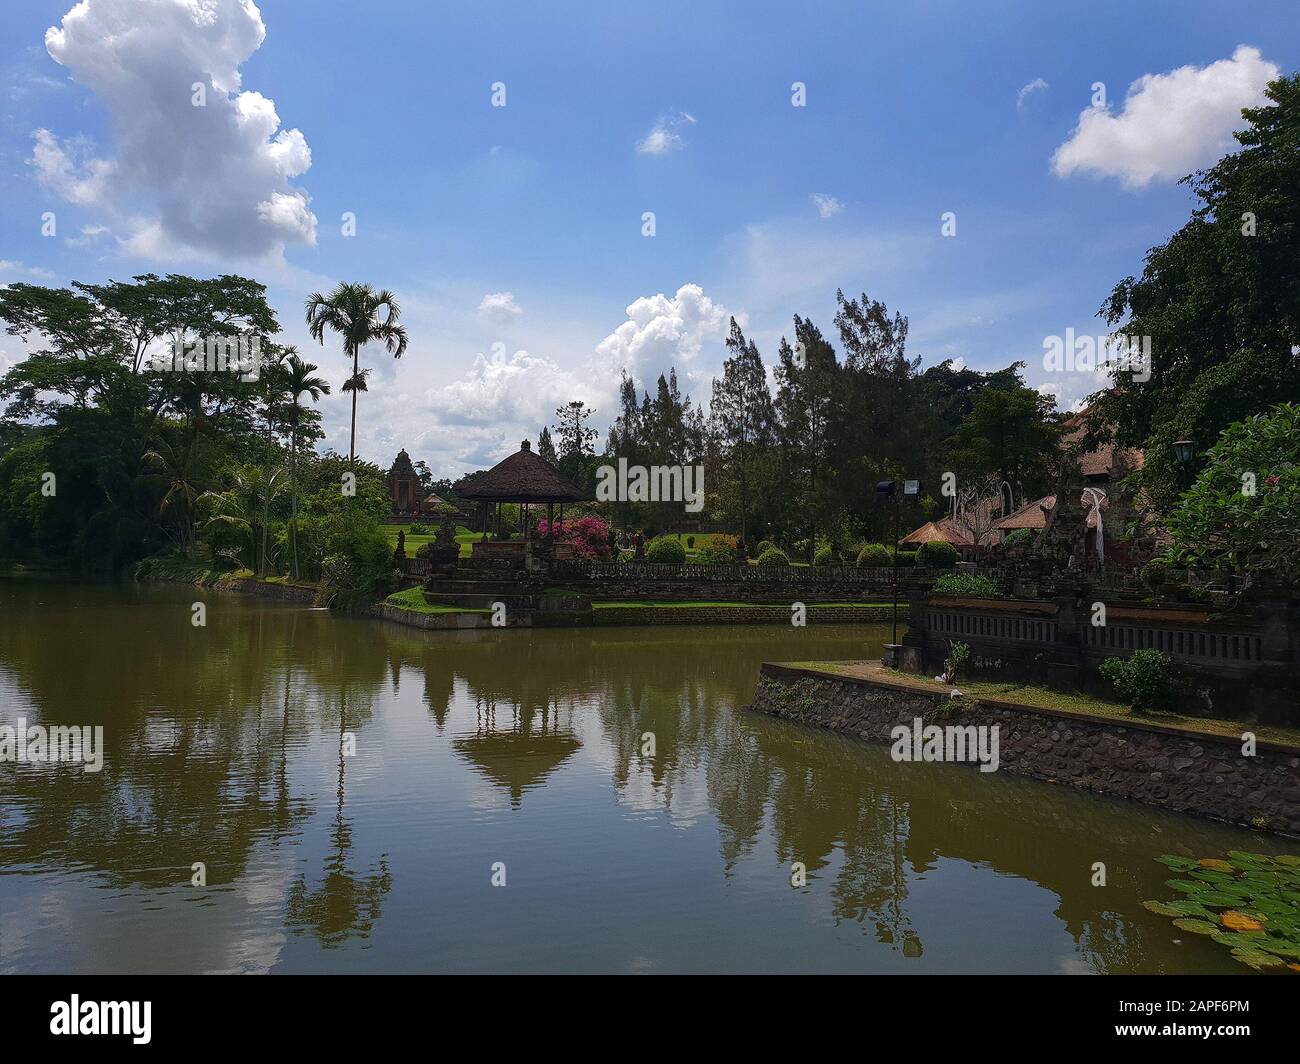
top-left (0, 579), bottom-right (1293, 973)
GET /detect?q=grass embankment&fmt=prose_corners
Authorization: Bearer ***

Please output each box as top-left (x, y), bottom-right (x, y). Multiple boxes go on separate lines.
top-left (783, 660), bottom-right (1300, 747)
top-left (384, 586), bottom-right (490, 615)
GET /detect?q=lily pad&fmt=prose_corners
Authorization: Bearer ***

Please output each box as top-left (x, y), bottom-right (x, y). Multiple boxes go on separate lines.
top-left (1172, 918), bottom-right (1219, 935)
top-left (1221, 911), bottom-right (1266, 932)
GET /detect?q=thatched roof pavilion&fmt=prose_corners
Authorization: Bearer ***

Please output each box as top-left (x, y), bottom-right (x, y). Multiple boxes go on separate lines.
top-left (457, 439), bottom-right (590, 541)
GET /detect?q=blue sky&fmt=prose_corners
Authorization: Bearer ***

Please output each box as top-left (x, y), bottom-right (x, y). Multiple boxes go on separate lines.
top-left (1, 0), bottom-right (1296, 475)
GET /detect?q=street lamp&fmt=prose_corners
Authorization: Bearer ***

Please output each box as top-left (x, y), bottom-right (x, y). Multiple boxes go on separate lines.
top-left (876, 478), bottom-right (921, 657)
top-left (1172, 439), bottom-right (1196, 465)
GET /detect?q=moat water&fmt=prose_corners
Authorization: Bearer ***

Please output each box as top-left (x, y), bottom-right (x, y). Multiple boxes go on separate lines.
top-left (1, 579), bottom-right (1293, 973)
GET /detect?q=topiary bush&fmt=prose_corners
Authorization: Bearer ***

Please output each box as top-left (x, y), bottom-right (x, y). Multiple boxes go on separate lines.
top-left (408, 523), bottom-right (430, 536)
top-left (686, 535), bottom-right (696, 549)
top-left (1004, 528), bottom-right (1035, 551)
top-left (755, 539), bottom-right (776, 558)
top-left (813, 545), bottom-right (835, 566)
top-left (645, 536), bottom-right (687, 563)
top-left (932, 572), bottom-right (998, 597)
top-left (856, 543), bottom-right (892, 567)
top-left (756, 546), bottom-right (790, 567)
top-left (895, 549), bottom-right (916, 568)
top-left (918, 540), bottom-right (958, 568)
top-left (1099, 649), bottom-right (1177, 713)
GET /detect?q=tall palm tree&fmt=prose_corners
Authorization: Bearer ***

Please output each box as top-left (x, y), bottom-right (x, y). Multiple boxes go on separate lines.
top-left (303, 283), bottom-right (408, 465)
top-left (282, 353), bottom-right (331, 580)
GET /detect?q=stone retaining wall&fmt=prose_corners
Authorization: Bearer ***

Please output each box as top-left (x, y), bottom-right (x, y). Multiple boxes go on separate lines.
top-left (220, 577), bottom-right (317, 604)
top-left (750, 664), bottom-right (1300, 835)
top-left (369, 602), bottom-right (502, 630)
top-left (592, 604), bottom-right (901, 626)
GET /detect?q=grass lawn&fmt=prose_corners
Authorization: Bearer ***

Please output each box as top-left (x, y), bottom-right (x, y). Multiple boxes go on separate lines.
top-left (785, 660), bottom-right (1300, 747)
top-left (384, 586), bottom-right (490, 614)
top-left (382, 523), bottom-right (488, 559)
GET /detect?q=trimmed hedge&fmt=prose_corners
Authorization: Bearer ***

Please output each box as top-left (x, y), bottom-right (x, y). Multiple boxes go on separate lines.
top-left (645, 536), bottom-right (687, 563)
top-left (813, 545), bottom-right (835, 566)
top-left (1004, 528), bottom-right (1034, 550)
top-left (856, 543), bottom-right (892, 567)
top-left (756, 546), bottom-right (790, 567)
top-left (932, 572), bottom-right (998, 597)
top-left (917, 540), bottom-right (958, 568)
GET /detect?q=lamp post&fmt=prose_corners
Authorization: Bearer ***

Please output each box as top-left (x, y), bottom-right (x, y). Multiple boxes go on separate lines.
top-left (877, 478), bottom-right (921, 660)
top-left (1172, 439), bottom-right (1196, 466)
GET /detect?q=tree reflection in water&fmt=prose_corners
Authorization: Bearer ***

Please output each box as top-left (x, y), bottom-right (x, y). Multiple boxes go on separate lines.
top-left (285, 687), bottom-right (392, 947)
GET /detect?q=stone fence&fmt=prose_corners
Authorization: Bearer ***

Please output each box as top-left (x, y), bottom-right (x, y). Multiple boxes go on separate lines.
top-left (904, 592), bottom-right (1299, 723)
top-left (751, 665), bottom-right (1300, 834)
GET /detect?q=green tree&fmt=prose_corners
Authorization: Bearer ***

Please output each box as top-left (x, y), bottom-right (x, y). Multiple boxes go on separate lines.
top-left (304, 283), bottom-right (408, 465)
top-left (1165, 403), bottom-right (1300, 581)
top-left (1091, 73), bottom-right (1300, 513)
top-left (775, 315), bottom-right (839, 560)
top-left (282, 355), bottom-right (331, 580)
top-left (710, 318), bottom-right (776, 549)
top-left (537, 426), bottom-right (558, 466)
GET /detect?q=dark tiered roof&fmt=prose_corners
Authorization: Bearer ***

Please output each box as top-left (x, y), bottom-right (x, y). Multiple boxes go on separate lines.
top-left (457, 439), bottom-right (589, 504)
top-left (388, 449), bottom-right (417, 479)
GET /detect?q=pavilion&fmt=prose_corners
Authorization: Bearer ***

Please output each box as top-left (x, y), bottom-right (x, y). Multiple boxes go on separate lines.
top-left (455, 439), bottom-right (590, 566)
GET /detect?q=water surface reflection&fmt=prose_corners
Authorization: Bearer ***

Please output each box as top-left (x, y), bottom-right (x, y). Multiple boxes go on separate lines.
top-left (0, 580), bottom-right (1292, 973)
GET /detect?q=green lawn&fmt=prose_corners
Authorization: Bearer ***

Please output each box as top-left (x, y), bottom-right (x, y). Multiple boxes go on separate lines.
top-left (382, 523), bottom-right (490, 559)
top-left (383, 586), bottom-right (490, 614)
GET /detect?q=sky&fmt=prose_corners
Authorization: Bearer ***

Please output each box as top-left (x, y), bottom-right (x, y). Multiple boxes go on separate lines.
top-left (0, 0), bottom-right (1296, 477)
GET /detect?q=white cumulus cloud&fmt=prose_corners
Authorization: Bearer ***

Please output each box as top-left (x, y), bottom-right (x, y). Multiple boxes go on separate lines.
top-left (429, 346), bottom-right (587, 427)
top-left (478, 292), bottom-right (523, 323)
top-left (34, 0), bottom-right (316, 262)
top-left (594, 283), bottom-right (730, 387)
top-left (810, 193), bottom-right (844, 219)
top-left (1051, 46), bottom-right (1279, 189)
top-left (635, 112), bottom-right (696, 155)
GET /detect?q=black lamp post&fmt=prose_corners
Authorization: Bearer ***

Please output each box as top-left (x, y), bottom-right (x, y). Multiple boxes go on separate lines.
top-left (876, 478), bottom-right (921, 654)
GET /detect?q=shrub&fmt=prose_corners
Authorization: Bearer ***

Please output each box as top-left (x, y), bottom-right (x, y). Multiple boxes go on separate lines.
top-left (856, 543), bottom-right (892, 567)
top-left (645, 536), bottom-right (687, 563)
top-left (895, 549), bottom-right (917, 568)
top-left (1004, 528), bottom-right (1035, 551)
top-left (755, 539), bottom-right (776, 558)
top-left (1099, 649), bottom-right (1177, 713)
top-left (813, 545), bottom-right (835, 566)
top-left (696, 534), bottom-right (740, 564)
top-left (686, 536), bottom-right (695, 549)
top-left (756, 546), bottom-right (790, 567)
top-left (943, 641), bottom-right (971, 683)
top-left (537, 515), bottom-right (614, 559)
top-left (1142, 557), bottom-right (1170, 591)
top-left (932, 572), bottom-right (998, 597)
top-left (918, 540), bottom-right (958, 568)
top-left (315, 512), bottom-right (398, 611)
top-left (408, 523), bottom-right (430, 536)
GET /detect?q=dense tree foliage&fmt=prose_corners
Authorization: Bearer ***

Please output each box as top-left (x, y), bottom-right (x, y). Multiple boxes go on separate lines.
top-left (1090, 73), bottom-right (1300, 514)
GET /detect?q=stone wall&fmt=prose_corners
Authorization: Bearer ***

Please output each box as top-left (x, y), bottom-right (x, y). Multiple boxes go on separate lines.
top-left (592, 604), bottom-right (901, 627)
top-left (750, 665), bottom-right (1300, 835)
top-left (369, 603), bottom-right (504, 630)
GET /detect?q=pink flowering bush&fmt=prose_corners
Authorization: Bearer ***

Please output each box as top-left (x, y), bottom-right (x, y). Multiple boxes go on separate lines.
top-left (536, 515), bottom-right (613, 559)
